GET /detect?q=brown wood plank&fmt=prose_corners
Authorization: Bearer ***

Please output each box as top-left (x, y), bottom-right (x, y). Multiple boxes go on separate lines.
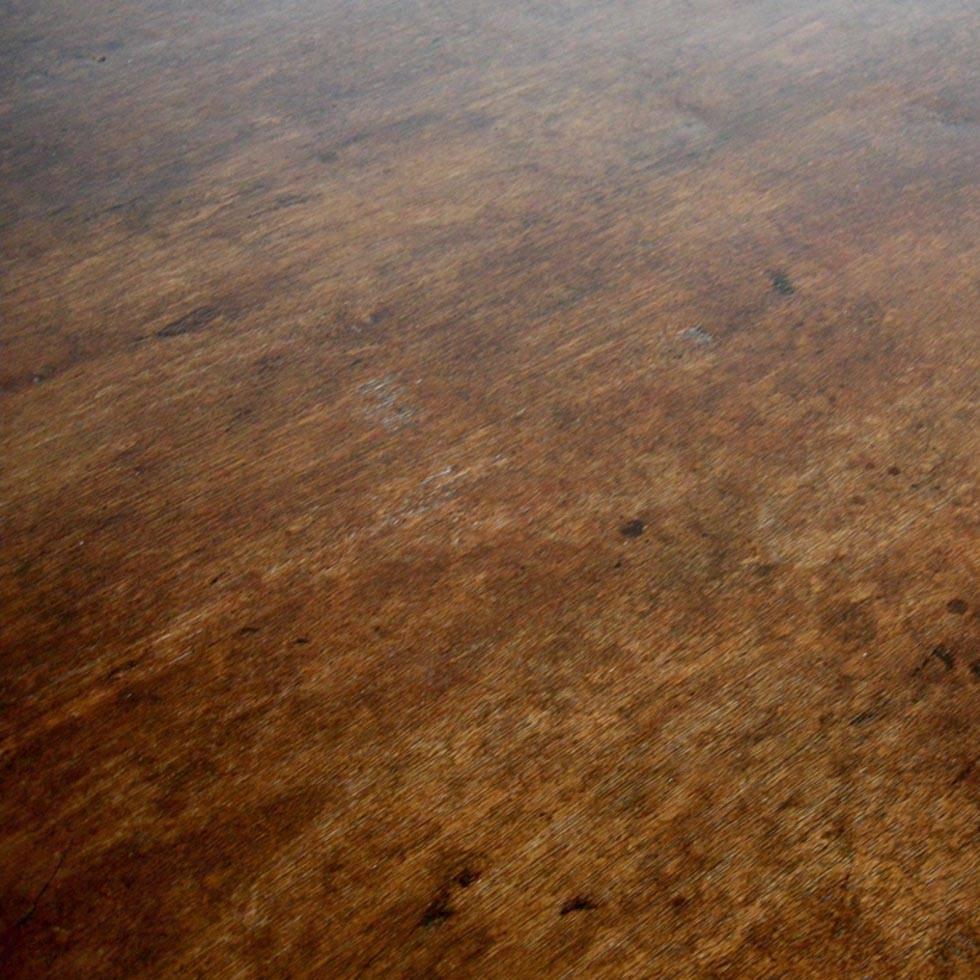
top-left (1, 0), bottom-right (978, 975)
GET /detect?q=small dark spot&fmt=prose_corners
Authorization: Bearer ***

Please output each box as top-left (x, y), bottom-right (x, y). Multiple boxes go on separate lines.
top-left (294, 637), bottom-right (311, 645)
top-left (777, 793), bottom-right (802, 812)
top-left (357, 308), bottom-right (388, 328)
top-left (156, 306), bottom-right (220, 339)
top-left (273, 192), bottom-right (310, 209)
top-left (97, 55), bottom-right (106, 63)
top-left (969, 660), bottom-right (980, 679)
top-left (770, 270), bottom-right (795, 295)
top-left (209, 575), bottom-right (222, 585)
top-left (952, 759), bottom-right (975, 785)
top-left (850, 495), bottom-right (866, 506)
top-left (315, 149), bottom-right (339, 163)
top-left (850, 706), bottom-right (880, 726)
top-left (620, 518), bottom-right (645, 539)
top-left (887, 465), bottom-right (901, 476)
top-left (107, 659), bottom-right (138, 680)
top-left (560, 895), bottom-right (597, 915)
top-left (238, 625), bottom-right (260, 636)
top-left (455, 867), bottom-right (481, 888)
top-left (419, 893), bottom-right (453, 927)
top-left (670, 894), bottom-right (690, 911)
top-left (931, 645), bottom-right (954, 670)
top-left (255, 352), bottom-right (284, 377)
top-left (946, 598), bottom-right (967, 615)
top-left (614, 559), bottom-right (623, 569)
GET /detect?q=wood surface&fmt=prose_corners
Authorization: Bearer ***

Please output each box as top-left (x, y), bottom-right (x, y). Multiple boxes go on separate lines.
top-left (1, 0), bottom-right (978, 976)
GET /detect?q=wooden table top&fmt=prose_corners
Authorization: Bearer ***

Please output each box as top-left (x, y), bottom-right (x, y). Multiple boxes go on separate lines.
top-left (2, 0), bottom-right (978, 975)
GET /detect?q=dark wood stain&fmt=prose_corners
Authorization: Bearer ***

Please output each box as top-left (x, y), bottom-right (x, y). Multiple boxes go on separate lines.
top-left (1, 0), bottom-right (978, 976)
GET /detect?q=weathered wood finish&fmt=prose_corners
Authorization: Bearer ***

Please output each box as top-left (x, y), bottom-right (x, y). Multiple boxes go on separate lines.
top-left (1, 0), bottom-right (978, 975)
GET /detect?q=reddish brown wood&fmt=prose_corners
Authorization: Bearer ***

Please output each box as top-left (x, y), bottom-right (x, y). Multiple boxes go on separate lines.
top-left (1, 0), bottom-right (978, 975)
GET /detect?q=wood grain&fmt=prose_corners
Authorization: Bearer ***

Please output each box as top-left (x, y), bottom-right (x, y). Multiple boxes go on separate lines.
top-left (1, 0), bottom-right (978, 975)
